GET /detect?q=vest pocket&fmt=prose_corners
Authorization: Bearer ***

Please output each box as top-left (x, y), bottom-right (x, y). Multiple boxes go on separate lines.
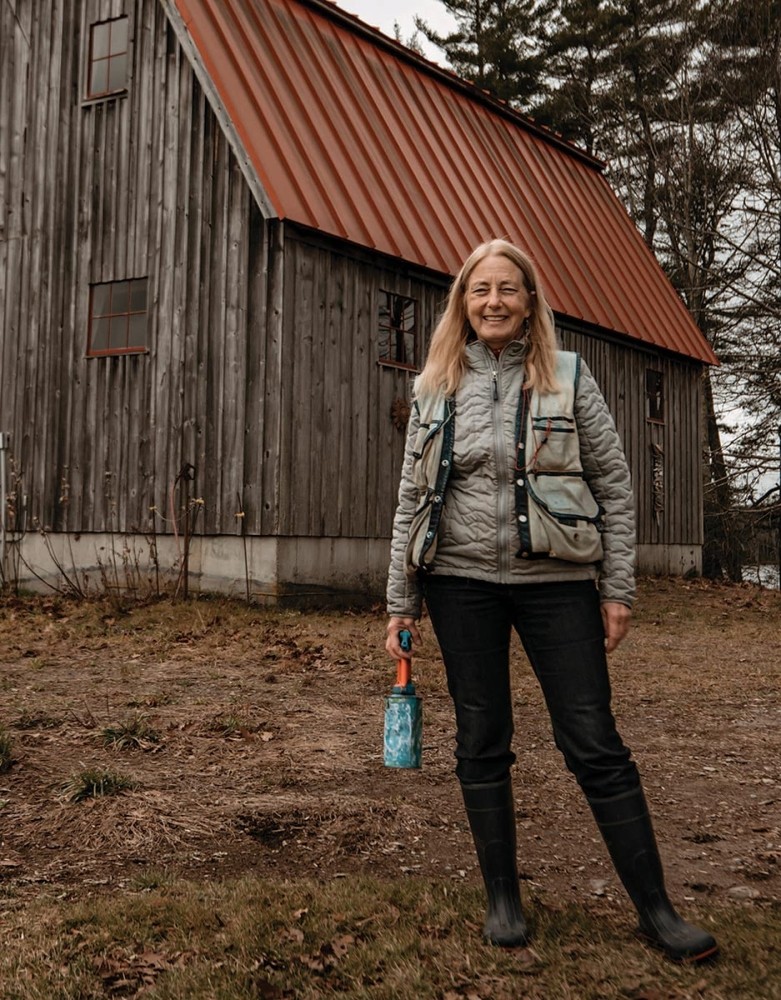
top-left (525, 473), bottom-right (604, 564)
top-left (530, 416), bottom-right (577, 473)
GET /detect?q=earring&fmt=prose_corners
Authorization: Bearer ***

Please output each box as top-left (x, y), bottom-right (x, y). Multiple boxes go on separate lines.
top-left (522, 316), bottom-right (530, 335)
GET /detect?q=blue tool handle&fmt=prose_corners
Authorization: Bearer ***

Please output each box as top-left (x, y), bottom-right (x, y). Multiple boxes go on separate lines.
top-left (399, 629), bottom-right (413, 653)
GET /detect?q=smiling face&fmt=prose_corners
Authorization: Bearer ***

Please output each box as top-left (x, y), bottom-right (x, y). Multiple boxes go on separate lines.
top-left (464, 254), bottom-right (532, 354)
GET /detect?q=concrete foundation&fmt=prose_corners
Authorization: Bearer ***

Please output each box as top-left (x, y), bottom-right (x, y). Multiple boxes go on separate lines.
top-left (2, 532), bottom-right (702, 603)
top-left (636, 543), bottom-right (702, 578)
top-left (2, 532), bottom-right (390, 605)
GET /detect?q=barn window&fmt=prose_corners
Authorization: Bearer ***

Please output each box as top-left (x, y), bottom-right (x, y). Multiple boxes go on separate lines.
top-left (88, 279), bottom-right (148, 356)
top-left (378, 292), bottom-right (418, 370)
top-left (86, 16), bottom-right (129, 100)
top-left (645, 369), bottom-right (665, 423)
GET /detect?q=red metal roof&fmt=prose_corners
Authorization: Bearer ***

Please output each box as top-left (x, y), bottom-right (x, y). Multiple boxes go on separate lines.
top-left (169, 0), bottom-right (717, 364)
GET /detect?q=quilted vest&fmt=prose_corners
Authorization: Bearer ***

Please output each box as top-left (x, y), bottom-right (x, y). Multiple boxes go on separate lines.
top-left (405, 351), bottom-right (603, 574)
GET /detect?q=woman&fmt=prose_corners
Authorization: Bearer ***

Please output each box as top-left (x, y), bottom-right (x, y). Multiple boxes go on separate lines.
top-left (385, 239), bottom-right (718, 963)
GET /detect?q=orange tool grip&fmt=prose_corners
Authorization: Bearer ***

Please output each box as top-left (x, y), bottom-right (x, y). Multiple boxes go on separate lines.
top-left (396, 657), bottom-right (411, 687)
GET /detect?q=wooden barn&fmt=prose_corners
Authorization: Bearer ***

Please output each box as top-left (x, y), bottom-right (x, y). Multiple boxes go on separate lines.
top-left (0, 0), bottom-right (717, 600)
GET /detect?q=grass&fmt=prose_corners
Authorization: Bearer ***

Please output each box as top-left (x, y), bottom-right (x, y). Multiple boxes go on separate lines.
top-left (0, 876), bottom-right (779, 999)
top-left (1, 580), bottom-right (779, 998)
top-left (206, 711), bottom-right (261, 739)
top-left (127, 692), bottom-right (173, 708)
top-left (130, 866), bottom-right (177, 892)
top-left (14, 710), bottom-right (62, 730)
top-left (0, 724), bottom-right (13, 772)
top-left (102, 715), bottom-right (162, 751)
top-left (61, 767), bottom-right (137, 803)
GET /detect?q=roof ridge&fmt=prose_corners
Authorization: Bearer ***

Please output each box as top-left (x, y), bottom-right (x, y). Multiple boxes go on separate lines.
top-left (301, 0), bottom-right (605, 171)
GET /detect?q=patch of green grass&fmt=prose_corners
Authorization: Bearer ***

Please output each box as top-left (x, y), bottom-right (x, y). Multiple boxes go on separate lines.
top-left (15, 710), bottom-right (62, 730)
top-left (61, 768), bottom-right (136, 803)
top-left (0, 725), bottom-right (13, 773)
top-left (207, 712), bottom-right (260, 739)
top-left (0, 877), bottom-right (779, 999)
top-left (130, 867), bottom-right (176, 892)
top-left (102, 715), bottom-right (161, 751)
top-left (127, 692), bottom-right (173, 709)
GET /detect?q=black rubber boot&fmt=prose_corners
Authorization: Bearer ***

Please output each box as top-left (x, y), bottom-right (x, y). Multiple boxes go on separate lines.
top-left (461, 778), bottom-right (529, 948)
top-left (588, 787), bottom-right (719, 963)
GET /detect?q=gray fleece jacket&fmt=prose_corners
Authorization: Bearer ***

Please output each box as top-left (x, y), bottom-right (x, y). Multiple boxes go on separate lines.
top-left (386, 340), bottom-right (636, 618)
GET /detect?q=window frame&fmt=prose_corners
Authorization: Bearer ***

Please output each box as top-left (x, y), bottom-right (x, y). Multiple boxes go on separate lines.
top-left (87, 278), bottom-right (149, 358)
top-left (85, 16), bottom-right (130, 102)
top-left (645, 368), bottom-right (665, 424)
top-left (377, 290), bottom-right (419, 372)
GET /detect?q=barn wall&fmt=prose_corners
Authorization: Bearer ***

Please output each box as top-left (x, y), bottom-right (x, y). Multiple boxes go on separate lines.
top-left (276, 232), bottom-right (448, 541)
top-left (271, 235), bottom-right (705, 583)
top-left (0, 0), bottom-right (273, 543)
top-left (559, 323), bottom-right (704, 568)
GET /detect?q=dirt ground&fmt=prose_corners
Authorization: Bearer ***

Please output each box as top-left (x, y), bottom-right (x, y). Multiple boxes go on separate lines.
top-left (1, 576), bottom-right (780, 922)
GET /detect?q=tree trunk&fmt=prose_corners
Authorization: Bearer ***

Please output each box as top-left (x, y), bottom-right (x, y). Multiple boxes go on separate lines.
top-left (702, 370), bottom-right (743, 581)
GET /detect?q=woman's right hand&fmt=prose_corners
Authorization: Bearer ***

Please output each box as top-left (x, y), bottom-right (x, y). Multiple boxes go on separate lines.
top-left (385, 616), bottom-right (421, 659)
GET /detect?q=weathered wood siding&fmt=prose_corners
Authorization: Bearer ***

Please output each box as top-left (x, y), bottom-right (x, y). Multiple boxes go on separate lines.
top-left (275, 237), bottom-right (705, 553)
top-left (278, 233), bottom-right (447, 539)
top-left (0, 0), bottom-right (271, 538)
top-left (559, 324), bottom-right (704, 547)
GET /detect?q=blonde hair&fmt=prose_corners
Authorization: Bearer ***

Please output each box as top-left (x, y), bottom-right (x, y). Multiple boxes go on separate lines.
top-left (415, 239), bottom-right (560, 398)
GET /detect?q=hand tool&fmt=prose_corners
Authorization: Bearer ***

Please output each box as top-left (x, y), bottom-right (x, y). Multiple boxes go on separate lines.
top-left (383, 629), bottom-right (423, 769)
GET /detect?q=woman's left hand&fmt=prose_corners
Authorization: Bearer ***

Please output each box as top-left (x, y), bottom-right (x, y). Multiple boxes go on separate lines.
top-left (385, 616), bottom-right (422, 659)
top-left (601, 602), bottom-right (631, 653)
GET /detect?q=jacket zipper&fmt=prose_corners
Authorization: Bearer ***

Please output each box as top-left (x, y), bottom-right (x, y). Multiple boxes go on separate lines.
top-left (490, 354), bottom-right (511, 579)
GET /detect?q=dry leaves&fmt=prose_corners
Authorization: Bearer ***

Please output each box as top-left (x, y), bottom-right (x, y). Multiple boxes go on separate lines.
top-left (297, 933), bottom-right (356, 973)
top-left (94, 948), bottom-right (194, 996)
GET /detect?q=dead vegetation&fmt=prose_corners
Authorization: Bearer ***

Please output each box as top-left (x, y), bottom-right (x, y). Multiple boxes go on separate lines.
top-left (0, 577), bottom-right (780, 997)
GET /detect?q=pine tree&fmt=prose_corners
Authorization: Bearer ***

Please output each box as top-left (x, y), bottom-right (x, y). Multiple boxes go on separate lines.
top-left (533, 0), bottom-right (620, 154)
top-left (393, 21), bottom-right (426, 56)
top-left (414, 0), bottom-right (554, 106)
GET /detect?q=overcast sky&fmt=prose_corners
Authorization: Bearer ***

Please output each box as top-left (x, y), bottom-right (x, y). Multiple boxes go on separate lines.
top-left (334, 0), bottom-right (456, 62)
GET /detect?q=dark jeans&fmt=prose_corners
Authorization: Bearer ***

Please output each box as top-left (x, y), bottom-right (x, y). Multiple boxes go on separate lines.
top-left (423, 576), bottom-right (640, 798)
